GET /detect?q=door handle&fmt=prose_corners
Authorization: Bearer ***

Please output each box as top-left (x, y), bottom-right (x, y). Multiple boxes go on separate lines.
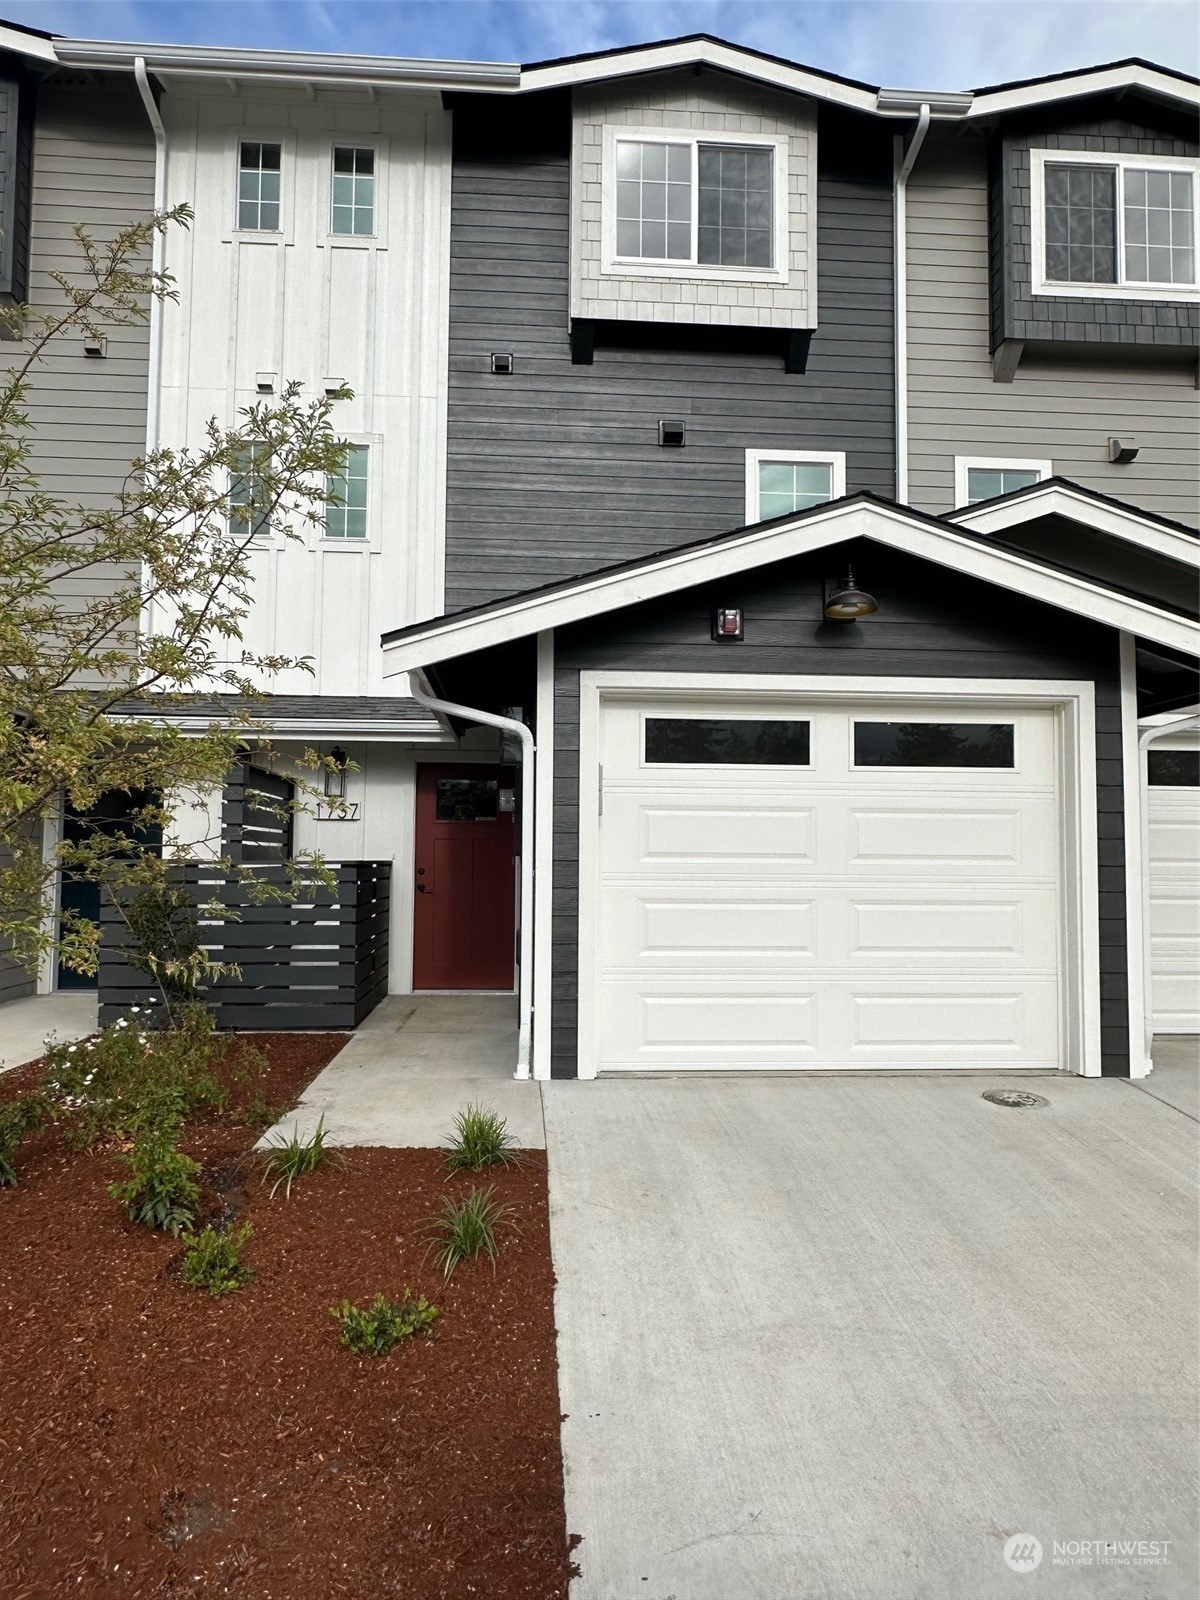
top-left (416, 883), bottom-right (428, 893)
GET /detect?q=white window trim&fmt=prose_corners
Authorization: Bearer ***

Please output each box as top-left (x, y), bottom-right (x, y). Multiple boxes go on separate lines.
top-left (320, 434), bottom-right (382, 552)
top-left (745, 448), bottom-right (846, 523)
top-left (601, 125), bottom-right (791, 286)
top-left (574, 673), bottom-right (1101, 1082)
top-left (318, 137), bottom-right (390, 250)
top-left (1029, 148), bottom-right (1200, 303)
top-left (954, 456), bottom-right (1053, 509)
top-left (225, 130), bottom-right (296, 246)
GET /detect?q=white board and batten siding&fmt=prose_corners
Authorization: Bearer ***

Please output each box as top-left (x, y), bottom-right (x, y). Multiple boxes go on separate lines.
top-left (590, 694), bottom-right (1066, 1074)
top-left (158, 85), bottom-right (453, 696)
top-left (905, 136), bottom-right (1200, 525)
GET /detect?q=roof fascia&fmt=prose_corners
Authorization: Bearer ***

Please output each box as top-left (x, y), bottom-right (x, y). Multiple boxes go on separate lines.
top-left (950, 486), bottom-right (1200, 566)
top-left (0, 23), bottom-right (57, 63)
top-left (968, 64), bottom-right (1200, 117)
top-left (380, 501), bottom-right (1198, 675)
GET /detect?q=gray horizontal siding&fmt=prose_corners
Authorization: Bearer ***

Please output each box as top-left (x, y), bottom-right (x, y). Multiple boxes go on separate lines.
top-left (548, 543), bottom-right (1127, 1079)
top-left (445, 102), bottom-right (894, 609)
top-left (907, 132), bottom-right (1200, 522)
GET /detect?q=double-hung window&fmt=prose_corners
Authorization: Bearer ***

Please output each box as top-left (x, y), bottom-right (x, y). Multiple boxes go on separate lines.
top-left (238, 142), bottom-right (282, 231)
top-left (1032, 151), bottom-right (1199, 298)
top-left (610, 132), bottom-right (783, 273)
top-left (745, 449), bottom-right (845, 523)
top-left (954, 457), bottom-right (1051, 508)
top-left (332, 146), bottom-right (375, 236)
top-left (229, 444), bottom-right (271, 539)
top-left (325, 445), bottom-right (369, 539)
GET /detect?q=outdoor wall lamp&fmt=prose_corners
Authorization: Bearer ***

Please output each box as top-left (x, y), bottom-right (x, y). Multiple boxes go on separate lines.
top-left (324, 746), bottom-right (348, 799)
top-left (823, 567), bottom-right (879, 622)
top-left (711, 605), bottom-right (745, 641)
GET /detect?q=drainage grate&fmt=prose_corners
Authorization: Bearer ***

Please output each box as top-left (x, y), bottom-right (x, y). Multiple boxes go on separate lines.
top-left (982, 1089), bottom-right (1049, 1109)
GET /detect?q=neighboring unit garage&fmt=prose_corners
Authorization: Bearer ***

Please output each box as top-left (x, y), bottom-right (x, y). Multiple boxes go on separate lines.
top-left (1147, 736), bottom-right (1200, 1035)
top-left (586, 692), bottom-right (1063, 1074)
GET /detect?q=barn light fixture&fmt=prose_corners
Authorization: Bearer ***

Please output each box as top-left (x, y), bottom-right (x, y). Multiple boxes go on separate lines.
top-left (324, 745), bottom-right (348, 799)
top-left (823, 567), bottom-right (879, 622)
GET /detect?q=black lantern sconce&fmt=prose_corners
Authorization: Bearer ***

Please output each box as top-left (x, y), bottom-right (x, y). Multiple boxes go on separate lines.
top-left (324, 745), bottom-right (348, 799)
top-left (823, 566), bottom-right (879, 622)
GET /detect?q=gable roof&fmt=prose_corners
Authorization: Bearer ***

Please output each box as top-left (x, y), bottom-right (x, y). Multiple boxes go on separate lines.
top-left (380, 494), bottom-right (1199, 677)
top-left (949, 478), bottom-right (1200, 566)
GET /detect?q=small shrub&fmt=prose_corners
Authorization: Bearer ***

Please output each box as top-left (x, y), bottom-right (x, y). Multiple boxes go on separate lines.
top-left (181, 1223), bottom-right (254, 1296)
top-left (425, 1185), bottom-right (517, 1279)
top-left (243, 1094), bottom-right (286, 1130)
top-left (261, 1116), bottom-right (342, 1199)
top-left (108, 1127), bottom-right (200, 1235)
top-left (444, 1102), bottom-right (520, 1174)
top-left (0, 1094), bottom-right (51, 1187)
top-left (331, 1292), bottom-right (439, 1356)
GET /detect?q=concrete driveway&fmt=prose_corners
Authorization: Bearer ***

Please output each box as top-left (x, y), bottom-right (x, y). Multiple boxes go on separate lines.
top-left (544, 1048), bottom-right (1199, 1599)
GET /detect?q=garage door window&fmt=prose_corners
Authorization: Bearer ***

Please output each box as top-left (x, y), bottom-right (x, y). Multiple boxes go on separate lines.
top-left (645, 718), bottom-right (810, 765)
top-left (854, 722), bottom-right (1015, 767)
top-left (1148, 750), bottom-right (1200, 786)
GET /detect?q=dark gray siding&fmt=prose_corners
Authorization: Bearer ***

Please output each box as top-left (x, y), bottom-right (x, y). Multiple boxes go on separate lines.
top-left (548, 541), bottom-right (1128, 1078)
top-left (993, 99), bottom-right (1200, 352)
top-left (0, 71), bottom-right (33, 304)
top-left (445, 98), bottom-right (894, 609)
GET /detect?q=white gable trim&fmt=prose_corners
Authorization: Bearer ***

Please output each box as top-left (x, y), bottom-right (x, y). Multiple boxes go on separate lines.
top-left (950, 484), bottom-right (1200, 567)
top-left (380, 500), bottom-right (1199, 675)
top-left (969, 64), bottom-right (1200, 119)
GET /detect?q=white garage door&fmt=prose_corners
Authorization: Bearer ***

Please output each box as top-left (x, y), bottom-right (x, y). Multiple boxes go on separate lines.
top-left (594, 697), bottom-right (1063, 1072)
top-left (1148, 742), bottom-right (1200, 1035)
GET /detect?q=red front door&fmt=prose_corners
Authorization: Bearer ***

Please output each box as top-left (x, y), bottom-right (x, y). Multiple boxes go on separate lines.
top-left (413, 765), bottom-right (516, 990)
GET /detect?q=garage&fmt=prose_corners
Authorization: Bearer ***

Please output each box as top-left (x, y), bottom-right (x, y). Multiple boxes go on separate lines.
top-left (1148, 739), bottom-right (1200, 1035)
top-left (588, 693), bottom-right (1065, 1073)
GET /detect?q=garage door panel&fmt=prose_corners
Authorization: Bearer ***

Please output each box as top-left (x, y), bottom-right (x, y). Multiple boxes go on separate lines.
top-left (847, 987), bottom-right (1056, 1057)
top-left (1149, 774), bottom-right (1200, 1032)
top-left (850, 806), bottom-right (1025, 868)
top-left (849, 895), bottom-right (1054, 964)
top-left (635, 800), bottom-right (814, 865)
top-left (631, 895), bottom-right (815, 965)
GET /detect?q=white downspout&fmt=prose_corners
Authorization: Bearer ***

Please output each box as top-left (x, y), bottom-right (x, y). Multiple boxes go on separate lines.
top-left (894, 103), bottom-right (930, 507)
top-left (408, 673), bottom-right (535, 1081)
top-left (1137, 712), bottom-right (1200, 1068)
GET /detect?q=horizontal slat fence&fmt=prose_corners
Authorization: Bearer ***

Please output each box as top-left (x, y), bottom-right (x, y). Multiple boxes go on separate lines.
top-left (99, 861), bottom-right (390, 1030)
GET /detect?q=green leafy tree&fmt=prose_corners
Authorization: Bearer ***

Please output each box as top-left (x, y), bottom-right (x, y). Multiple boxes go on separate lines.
top-left (0, 206), bottom-right (353, 989)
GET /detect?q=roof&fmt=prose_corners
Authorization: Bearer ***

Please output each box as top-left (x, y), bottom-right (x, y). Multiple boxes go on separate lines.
top-left (109, 694), bottom-right (446, 740)
top-left (950, 478), bottom-right (1200, 566)
top-left (379, 492), bottom-right (1199, 677)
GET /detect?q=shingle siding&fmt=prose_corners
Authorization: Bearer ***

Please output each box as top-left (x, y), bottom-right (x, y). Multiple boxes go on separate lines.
top-left (445, 97), bottom-right (894, 609)
top-left (547, 546), bottom-right (1129, 1079)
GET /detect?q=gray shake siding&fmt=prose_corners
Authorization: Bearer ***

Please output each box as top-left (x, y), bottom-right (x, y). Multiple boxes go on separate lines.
top-left (907, 132), bottom-right (1200, 522)
top-left (445, 95), bottom-right (894, 610)
top-left (548, 544), bottom-right (1129, 1078)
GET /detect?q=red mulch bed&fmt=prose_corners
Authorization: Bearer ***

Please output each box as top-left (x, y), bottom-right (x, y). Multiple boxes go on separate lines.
top-left (0, 1033), bottom-right (575, 1599)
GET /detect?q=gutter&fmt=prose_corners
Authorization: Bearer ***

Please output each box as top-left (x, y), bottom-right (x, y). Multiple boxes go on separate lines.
top-left (1137, 712), bottom-right (1200, 1068)
top-left (407, 675), bottom-right (536, 1081)
top-left (893, 103), bottom-right (930, 506)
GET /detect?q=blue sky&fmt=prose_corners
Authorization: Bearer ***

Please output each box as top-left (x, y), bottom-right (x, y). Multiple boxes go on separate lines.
top-left (5, 1), bottom-right (1197, 89)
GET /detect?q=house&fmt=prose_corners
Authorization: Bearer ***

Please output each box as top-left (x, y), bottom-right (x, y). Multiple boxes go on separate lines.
top-left (1, 27), bottom-right (1195, 1080)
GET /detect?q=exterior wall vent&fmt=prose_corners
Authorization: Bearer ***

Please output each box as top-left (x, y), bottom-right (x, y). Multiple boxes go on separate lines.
top-left (490, 352), bottom-right (514, 375)
top-left (659, 419), bottom-right (686, 448)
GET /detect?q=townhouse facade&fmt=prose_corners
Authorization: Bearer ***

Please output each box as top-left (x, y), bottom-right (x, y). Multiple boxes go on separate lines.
top-left (1, 25), bottom-right (1196, 1082)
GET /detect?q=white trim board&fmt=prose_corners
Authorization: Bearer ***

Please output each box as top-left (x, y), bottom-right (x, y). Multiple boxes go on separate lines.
top-left (574, 671), bottom-right (1102, 1080)
top-left (532, 631), bottom-right (556, 1081)
top-left (381, 500), bottom-right (1200, 674)
top-left (950, 484), bottom-right (1200, 567)
top-left (1120, 634), bottom-right (1152, 1078)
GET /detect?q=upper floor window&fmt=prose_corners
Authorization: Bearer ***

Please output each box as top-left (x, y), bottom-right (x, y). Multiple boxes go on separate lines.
top-left (745, 449), bottom-right (846, 523)
top-left (954, 457), bottom-right (1052, 508)
top-left (238, 142), bottom-right (282, 231)
top-left (229, 444), bottom-right (271, 539)
top-left (1031, 151), bottom-right (1199, 301)
top-left (607, 131), bottom-right (786, 276)
top-left (325, 445), bottom-right (369, 539)
top-left (332, 147), bottom-right (375, 236)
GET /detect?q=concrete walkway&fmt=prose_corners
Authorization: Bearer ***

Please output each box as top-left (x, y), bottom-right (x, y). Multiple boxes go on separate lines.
top-left (0, 992), bottom-right (98, 1073)
top-left (259, 993), bottom-right (543, 1149)
top-left (545, 1047), bottom-right (1199, 1599)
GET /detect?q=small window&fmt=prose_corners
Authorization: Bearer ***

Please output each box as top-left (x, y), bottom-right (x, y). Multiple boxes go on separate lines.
top-left (1148, 749), bottom-right (1200, 786)
top-left (854, 722), bottom-right (1016, 768)
top-left (229, 443), bottom-right (270, 538)
top-left (954, 457), bottom-right (1051, 508)
top-left (645, 718), bottom-right (810, 765)
top-left (746, 450), bottom-right (845, 523)
top-left (612, 133), bottom-right (781, 273)
top-left (332, 146), bottom-right (375, 236)
top-left (325, 445), bottom-right (369, 539)
top-left (1034, 151), bottom-right (1199, 297)
top-left (238, 142), bottom-right (282, 231)
top-left (436, 778), bottom-right (499, 820)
